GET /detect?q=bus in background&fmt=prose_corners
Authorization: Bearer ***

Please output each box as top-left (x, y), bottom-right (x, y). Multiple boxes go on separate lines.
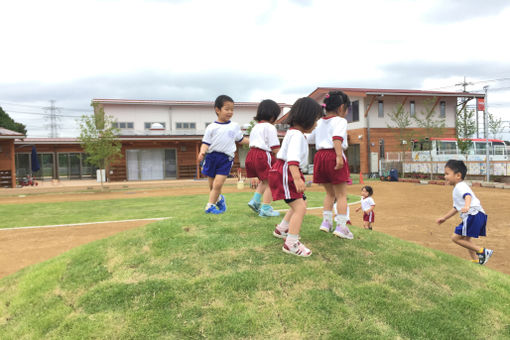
top-left (411, 138), bottom-right (508, 162)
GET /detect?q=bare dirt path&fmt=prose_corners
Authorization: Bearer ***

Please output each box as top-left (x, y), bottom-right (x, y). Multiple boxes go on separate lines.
top-left (0, 181), bottom-right (508, 278)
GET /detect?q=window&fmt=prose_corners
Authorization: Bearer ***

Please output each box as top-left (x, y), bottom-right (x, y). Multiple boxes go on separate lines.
top-left (378, 101), bottom-right (384, 117)
top-left (113, 122), bottom-right (134, 129)
top-left (176, 122), bottom-right (196, 129)
top-left (348, 100), bottom-right (359, 122)
top-left (437, 141), bottom-right (457, 155)
top-left (440, 101), bottom-right (446, 117)
top-left (410, 101), bottom-right (415, 117)
top-left (145, 122), bottom-right (166, 129)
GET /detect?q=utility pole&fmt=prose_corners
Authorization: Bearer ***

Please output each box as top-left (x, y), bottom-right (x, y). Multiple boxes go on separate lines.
top-left (44, 100), bottom-right (61, 138)
top-left (455, 76), bottom-right (477, 137)
top-left (483, 86), bottom-right (490, 182)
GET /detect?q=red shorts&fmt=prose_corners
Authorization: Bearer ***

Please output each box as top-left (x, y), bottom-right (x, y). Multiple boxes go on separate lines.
top-left (313, 149), bottom-right (351, 184)
top-left (363, 211), bottom-right (375, 223)
top-left (245, 148), bottom-right (276, 180)
top-left (269, 159), bottom-right (305, 201)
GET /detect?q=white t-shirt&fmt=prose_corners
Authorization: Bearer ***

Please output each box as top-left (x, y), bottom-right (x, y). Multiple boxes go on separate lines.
top-left (452, 181), bottom-right (485, 219)
top-left (307, 116), bottom-right (348, 151)
top-left (276, 128), bottom-right (309, 172)
top-left (202, 121), bottom-right (244, 158)
top-left (361, 196), bottom-right (375, 212)
top-left (249, 122), bottom-right (280, 151)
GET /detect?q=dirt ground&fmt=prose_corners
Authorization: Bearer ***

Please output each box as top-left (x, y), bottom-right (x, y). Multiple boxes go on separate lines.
top-left (0, 181), bottom-right (508, 278)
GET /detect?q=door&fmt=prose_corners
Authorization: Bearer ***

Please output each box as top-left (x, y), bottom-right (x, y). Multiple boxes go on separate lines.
top-left (347, 144), bottom-right (360, 174)
top-left (165, 149), bottom-right (177, 178)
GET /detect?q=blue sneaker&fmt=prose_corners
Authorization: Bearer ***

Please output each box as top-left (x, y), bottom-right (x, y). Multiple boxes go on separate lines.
top-left (216, 195), bottom-right (227, 212)
top-left (205, 204), bottom-right (223, 214)
top-left (259, 206), bottom-right (280, 217)
top-left (248, 199), bottom-right (261, 213)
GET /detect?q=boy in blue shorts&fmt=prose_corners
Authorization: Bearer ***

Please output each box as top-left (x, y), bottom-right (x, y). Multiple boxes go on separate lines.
top-left (436, 159), bottom-right (494, 265)
top-left (198, 95), bottom-right (250, 214)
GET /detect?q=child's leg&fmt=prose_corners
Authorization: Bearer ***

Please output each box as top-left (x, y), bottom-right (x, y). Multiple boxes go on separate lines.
top-left (451, 234), bottom-right (480, 261)
top-left (208, 174), bottom-right (227, 204)
top-left (273, 207), bottom-right (293, 238)
top-left (208, 176), bottom-right (214, 191)
top-left (322, 183), bottom-right (335, 211)
top-left (363, 221), bottom-right (370, 229)
top-left (333, 182), bottom-right (347, 216)
top-left (283, 198), bottom-right (311, 257)
top-left (261, 180), bottom-right (272, 204)
top-left (248, 179), bottom-right (264, 212)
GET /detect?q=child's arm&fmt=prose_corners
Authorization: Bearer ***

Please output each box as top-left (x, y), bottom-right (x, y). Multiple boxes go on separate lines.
top-left (436, 208), bottom-right (457, 224)
top-left (461, 194), bottom-right (472, 213)
top-left (289, 165), bottom-right (305, 193)
top-left (364, 205), bottom-right (375, 214)
top-left (271, 147), bottom-right (280, 155)
top-left (238, 136), bottom-right (250, 145)
top-left (355, 206), bottom-right (361, 212)
top-left (333, 139), bottom-right (344, 170)
top-left (198, 143), bottom-right (209, 162)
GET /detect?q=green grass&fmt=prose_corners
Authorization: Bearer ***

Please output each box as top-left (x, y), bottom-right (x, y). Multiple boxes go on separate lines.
top-left (1, 192), bottom-right (510, 339)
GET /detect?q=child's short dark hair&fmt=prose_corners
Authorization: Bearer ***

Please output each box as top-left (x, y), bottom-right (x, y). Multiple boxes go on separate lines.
top-left (324, 90), bottom-right (351, 112)
top-left (214, 95), bottom-right (234, 110)
top-left (254, 99), bottom-right (281, 123)
top-left (285, 97), bottom-right (322, 130)
top-left (445, 159), bottom-right (467, 179)
top-left (362, 185), bottom-right (373, 196)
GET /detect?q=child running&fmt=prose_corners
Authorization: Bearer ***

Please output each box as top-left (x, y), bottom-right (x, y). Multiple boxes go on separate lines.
top-left (270, 97), bottom-right (322, 257)
top-left (245, 99), bottom-right (281, 217)
top-left (436, 159), bottom-right (493, 264)
top-left (308, 90), bottom-right (354, 239)
top-left (198, 95), bottom-right (250, 214)
top-left (355, 185), bottom-right (375, 230)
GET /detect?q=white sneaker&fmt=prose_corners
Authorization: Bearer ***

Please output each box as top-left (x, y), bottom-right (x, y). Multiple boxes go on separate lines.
top-left (282, 241), bottom-right (312, 257)
top-left (333, 225), bottom-right (354, 239)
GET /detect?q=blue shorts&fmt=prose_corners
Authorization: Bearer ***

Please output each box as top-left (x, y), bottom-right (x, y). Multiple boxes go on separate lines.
top-left (202, 152), bottom-right (233, 178)
top-left (454, 212), bottom-right (487, 238)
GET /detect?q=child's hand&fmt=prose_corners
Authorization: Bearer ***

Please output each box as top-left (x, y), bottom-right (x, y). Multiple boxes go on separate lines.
top-left (436, 217), bottom-right (445, 224)
top-left (460, 206), bottom-right (469, 213)
top-left (198, 152), bottom-right (206, 163)
top-left (334, 156), bottom-right (344, 170)
top-left (294, 179), bottom-right (305, 193)
top-left (355, 207), bottom-right (361, 212)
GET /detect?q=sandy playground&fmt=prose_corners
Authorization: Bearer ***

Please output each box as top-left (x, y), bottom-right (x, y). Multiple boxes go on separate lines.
top-left (0, 180), bottom-right (509, 278)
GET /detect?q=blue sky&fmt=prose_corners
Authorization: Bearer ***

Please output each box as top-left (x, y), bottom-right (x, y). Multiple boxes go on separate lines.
top-left (1, 0), bottom-right (509, 138)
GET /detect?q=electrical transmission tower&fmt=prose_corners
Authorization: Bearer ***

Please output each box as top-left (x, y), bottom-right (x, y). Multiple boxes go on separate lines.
top-left (455, 76), bottom-right (479, 137)
top-left (44, 100), bottom-right (61, 138)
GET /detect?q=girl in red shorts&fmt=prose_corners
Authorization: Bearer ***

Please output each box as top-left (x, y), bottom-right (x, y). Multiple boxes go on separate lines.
top-left (355, 185), bottom-right (375, 230)
top-left (269, 97), bottom-right (322, 257)
top-left (245, 99), bottom-right (281, 217)
top-left (308, 90), bottom-right (353, 239)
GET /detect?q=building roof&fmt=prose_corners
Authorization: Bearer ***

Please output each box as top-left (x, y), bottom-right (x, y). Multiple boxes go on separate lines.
top-left (15, 138), bottom-right (81, 144)
top-left (92, 98), bottom-right (292, 108)
top-left (0, 127), bottom-right (25, 139)
top-left (308, 87), bottom-right (484, 100)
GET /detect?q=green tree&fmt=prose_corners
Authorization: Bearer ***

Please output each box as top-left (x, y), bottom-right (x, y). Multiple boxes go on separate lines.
top-left (0, 106), bottom-right (27, 135)
top-left (78, 103), bottom-right (122, 188)
top-left (386, 103), bottom-right (415, 178)
top-left (488, 112), bottom-right (504, 140)
top-left (413, 98), bottom-right (446, 179)
top-left (456, 106), bottom-right (476, 161)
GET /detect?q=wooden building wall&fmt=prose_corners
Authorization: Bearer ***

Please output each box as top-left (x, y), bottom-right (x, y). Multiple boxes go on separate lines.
top-left (0, 140), bottom-right (15, 187)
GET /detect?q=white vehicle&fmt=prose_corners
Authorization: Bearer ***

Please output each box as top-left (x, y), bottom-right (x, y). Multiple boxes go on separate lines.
top-left (411, 138), bottom-right (508, 162)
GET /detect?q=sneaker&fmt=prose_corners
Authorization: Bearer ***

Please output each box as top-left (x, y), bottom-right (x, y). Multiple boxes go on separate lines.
top-left (346, 220), bottom-right (352, 225)
top-left (282, 241), bottom-right (312, 257)
top-left (248, 199), bottom-right (261, 213)
top-left (259, 206), bottom-right (280, 217)
top-left (478, 248), bottom-right (494, 265)
top-left (216, 195), bottom-right (227, 212)
top-left (205, 204), bottom-right (223, 214)
top-left (333, 225), bottom-right (354, 239)
top-left (319, 220), bottom-right (332, 232)
top-left (273, 226), bottom-right (288, 239)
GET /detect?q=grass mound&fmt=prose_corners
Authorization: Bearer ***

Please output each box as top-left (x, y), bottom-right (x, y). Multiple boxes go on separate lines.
top-left (1, 192), bottom-right (509, 339)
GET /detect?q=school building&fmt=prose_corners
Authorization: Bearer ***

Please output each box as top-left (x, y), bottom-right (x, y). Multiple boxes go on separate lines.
top-left (4, 87), bottom-right (485, 187)
top-left (282, 87), bottom-right (484, 175)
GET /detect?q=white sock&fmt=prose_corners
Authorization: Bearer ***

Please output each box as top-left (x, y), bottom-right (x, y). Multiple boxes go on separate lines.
top-left (335, 214), bottom-right (348, 226)
top-left (323, 211), bottom-right (333, 223)
top-left (277, 219), bottom-right (290, 231)
top-left (285, 233), bottom-right (299, 246)
top-left (205, 202), bottom-right (214, 210)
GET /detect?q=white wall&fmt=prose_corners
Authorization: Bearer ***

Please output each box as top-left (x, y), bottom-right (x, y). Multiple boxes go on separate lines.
top-left (103, 103), bottom-right (258, 135)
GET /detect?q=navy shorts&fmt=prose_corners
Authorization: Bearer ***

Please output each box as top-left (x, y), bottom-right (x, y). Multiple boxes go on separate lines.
top-left (454, 212), bottom-right (487, 238)
top-left (202, 152), bottom-right (233, 177)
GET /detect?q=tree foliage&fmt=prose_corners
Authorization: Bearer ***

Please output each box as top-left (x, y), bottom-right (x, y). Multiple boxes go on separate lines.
top-left (386, 103), bottom-right (415, 177)
top-left (78, 103), bottom-right (122, 187)
top-left (413, 98), bottom-right (446, 179)
top-left (488, 112), bottom-right (504, 140)
top-left (0, 106), bottom-right (27, 135)
top-left (455, 106), bottom-right (476, 161)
